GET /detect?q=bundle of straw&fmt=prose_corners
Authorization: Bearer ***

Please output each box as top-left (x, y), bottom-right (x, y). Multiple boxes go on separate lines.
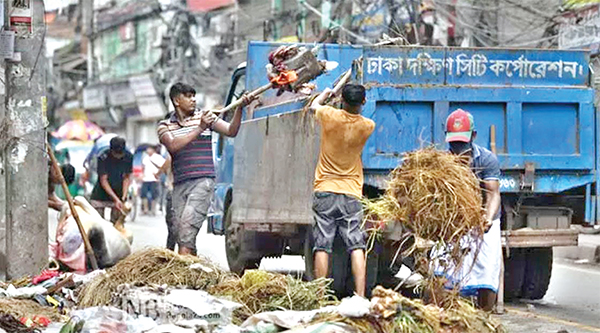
top-left (77, 248), bottom-right (233, 308)
top-left (373, 148), bottom-right (486, 244)
top-left (363, 148), bottom-right (488, 303)
top-left (209, 270), bottom-right (336, 324)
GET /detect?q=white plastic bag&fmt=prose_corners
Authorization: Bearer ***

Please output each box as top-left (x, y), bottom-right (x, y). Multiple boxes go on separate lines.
top-left (337, 295), bottom-right (371, 318)
top-left (114, 285), bottom-right (242, 326)
top-left (0, 285), bottom-right (47, 298)
top-left (70, 307), bottom-right (157, 333)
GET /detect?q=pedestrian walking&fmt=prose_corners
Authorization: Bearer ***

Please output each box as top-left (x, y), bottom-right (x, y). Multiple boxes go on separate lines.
top-left (157, 82), bottom-right (254, 256)
top-left (89, 137), bottom-right (133, 223)
top-left (141, 145), bottom-right (165, 215)
top-left (308, 84), bottom-right (376, 297)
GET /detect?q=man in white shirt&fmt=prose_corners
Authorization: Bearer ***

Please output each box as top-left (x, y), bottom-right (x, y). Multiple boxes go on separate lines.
top-left (141, 145), bottom-right (166, 215)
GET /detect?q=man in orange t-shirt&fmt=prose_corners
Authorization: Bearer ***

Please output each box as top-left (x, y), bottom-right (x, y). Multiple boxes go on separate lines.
top-left (309, 84), bottom-right (375, 297)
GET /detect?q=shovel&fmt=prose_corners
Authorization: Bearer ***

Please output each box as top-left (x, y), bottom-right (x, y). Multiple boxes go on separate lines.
top-left (214, 46), bottom-right (338, 114)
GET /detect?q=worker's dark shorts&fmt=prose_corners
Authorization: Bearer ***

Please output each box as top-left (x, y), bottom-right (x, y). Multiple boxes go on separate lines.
top-left (172, 178), bottom-right (214, 251)
top-left (312, 192), bottom-right (366, 254)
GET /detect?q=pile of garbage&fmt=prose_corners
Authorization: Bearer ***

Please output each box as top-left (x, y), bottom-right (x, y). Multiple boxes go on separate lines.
top-left (266, 45), bottom-right (323, 96)
top-left (0, 248), bottom-right (504, 333)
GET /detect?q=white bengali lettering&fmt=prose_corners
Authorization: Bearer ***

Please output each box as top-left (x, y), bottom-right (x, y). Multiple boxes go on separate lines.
top-left (456, 53), bottom-right (488, 77)
top-left (563, 61), bottom-right (581, 79)
top-left (367, 56), bottom-right (383, 75)
top-left (364, 53), bottom-right (585, 80)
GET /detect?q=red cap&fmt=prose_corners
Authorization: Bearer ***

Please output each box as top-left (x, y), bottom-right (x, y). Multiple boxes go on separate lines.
top-left (445, 109), bottom-right (474, 143)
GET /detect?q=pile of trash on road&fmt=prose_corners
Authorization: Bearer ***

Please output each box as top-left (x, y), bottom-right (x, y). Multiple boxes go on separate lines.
top-left (76, 248), bottom-right (334, 325)
top-left (0, 246), bottom-right (504, 333)
top-left (76, 248), bottom-right (231, 308)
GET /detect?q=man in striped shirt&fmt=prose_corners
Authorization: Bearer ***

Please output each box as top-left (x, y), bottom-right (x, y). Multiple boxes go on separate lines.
top-left (158, 82), bottom-right (250, 255)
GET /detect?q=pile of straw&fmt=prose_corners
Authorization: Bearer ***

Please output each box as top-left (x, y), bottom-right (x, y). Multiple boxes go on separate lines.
top-left (368, 148), bottom-right (486, 245)
top-left (209, 270), bottom-right (336, 324)
top-left (77, 248), bottom-right (233, 308)
top-left (77, 249), bottom-right (336, 325)
top-left (0, 299), bottom-right (63, 322)
top-left (312, 287), bottom-right (505, 333)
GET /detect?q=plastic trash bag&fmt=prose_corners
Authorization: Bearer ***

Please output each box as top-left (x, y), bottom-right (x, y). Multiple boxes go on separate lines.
top-left (69, 307), bottom-right (156, 333)
top-left (337, 296), bottom-right (371, 318)
top-left (114, 285), bottom-right (242, 326)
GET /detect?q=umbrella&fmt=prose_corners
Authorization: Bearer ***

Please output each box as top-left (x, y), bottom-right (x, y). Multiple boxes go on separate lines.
top-left (52, 120), bottom-right (105, 141)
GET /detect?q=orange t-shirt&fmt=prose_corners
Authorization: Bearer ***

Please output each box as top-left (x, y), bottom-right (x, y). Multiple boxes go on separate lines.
top-left (314, 105), bottom-right (376, 199)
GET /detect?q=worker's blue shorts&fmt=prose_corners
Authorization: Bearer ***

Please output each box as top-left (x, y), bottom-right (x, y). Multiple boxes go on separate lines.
top-left (312, 192), bottom-right (366, 254)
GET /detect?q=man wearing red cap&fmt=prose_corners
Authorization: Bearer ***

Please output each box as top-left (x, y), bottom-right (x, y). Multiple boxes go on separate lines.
top-left (445, 109), bottom-right (502, 312)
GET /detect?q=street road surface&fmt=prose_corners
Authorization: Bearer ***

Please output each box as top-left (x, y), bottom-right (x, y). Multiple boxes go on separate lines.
top-left (49, 211), bottom-right (600, 332)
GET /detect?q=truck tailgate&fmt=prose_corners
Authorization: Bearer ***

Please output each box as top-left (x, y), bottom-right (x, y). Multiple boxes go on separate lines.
top-left (233, 111), bottom-right (318, 225)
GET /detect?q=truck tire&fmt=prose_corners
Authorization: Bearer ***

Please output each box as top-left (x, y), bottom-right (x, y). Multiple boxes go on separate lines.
top-left (224, 205), bottom-right (260, 275)
top-left (503, 248), bottom-right (526, 300)
top-left (303, 229), bottom-right (315, 281)
top-left (521, 247), bottom-right (553, 300)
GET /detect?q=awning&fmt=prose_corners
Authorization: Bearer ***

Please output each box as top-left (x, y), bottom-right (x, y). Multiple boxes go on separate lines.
top-left (186, 0), bottom-right (236, 12)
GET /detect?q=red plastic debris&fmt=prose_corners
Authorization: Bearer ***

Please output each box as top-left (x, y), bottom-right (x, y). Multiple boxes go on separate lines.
top-left (33, 315), bottom-right (51, 327)
top-left (32, 270), bottom-right (60, 285)
top-left (20, 315), bottom-right (51, 328)
top-left (270, 70), bottom-right (298, 86)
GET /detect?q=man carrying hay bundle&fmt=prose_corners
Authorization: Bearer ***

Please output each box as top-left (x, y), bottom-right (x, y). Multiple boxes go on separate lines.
top-left (444, 109), bottom-right (502, 311)
top-left (308, 84), bottom-right (375, 297)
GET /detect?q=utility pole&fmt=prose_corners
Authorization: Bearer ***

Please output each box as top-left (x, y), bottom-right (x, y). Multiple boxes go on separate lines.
top-left (272, 0), bottom-right (282, 41)
top-left (0, 0), bottom-right (48, 280)
top-left (81, 0), bottom-right (94, 80)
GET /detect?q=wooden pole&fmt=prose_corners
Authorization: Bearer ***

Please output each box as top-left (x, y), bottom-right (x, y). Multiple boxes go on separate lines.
top-left (321, 69), bottom-right (352, 105)
top-left (331, 69), bottom-right (352, 96)
top-left (46, 142), bottom-right (99, 271)
top-left (490, 125), bottom-right (497, 155)
top-left (214, 83), bottom-right (273, 114)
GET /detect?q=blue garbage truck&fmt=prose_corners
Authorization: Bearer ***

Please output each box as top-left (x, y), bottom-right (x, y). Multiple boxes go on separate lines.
top-left (208, 42), bottom-right (592, 300)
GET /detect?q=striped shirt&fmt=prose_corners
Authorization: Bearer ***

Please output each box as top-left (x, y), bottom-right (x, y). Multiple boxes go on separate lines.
top-left (157, 111), bottom-right (214, 184)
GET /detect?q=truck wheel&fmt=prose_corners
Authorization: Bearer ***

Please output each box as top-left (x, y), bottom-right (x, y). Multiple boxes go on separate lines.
top-left (303, 229), bottom-right (315, 281)
top-left (521, 248), bottom-right (553, 300)
top-left (503, 248), bottom-right (526, 300)
top-left (224, 205), bottom-right (260, 275)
